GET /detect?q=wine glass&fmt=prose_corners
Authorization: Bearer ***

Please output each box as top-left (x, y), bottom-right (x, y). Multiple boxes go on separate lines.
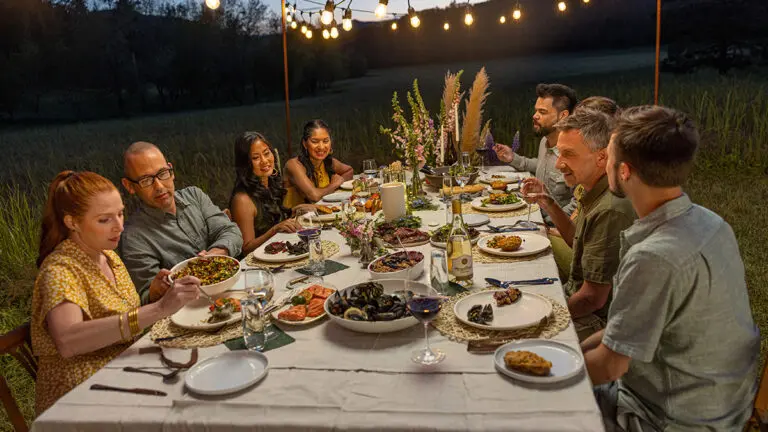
top-left (407, 296), bottom-right (446, 365)
top-left (244, 269), bottom-right (276, 342)
top-left (442, 175), bottom-right (453, 224)
top-left (456, 152), bottom-right (472, 196)
top-left (362, 159), bottom-right (377, 181)
top-left (518, 178), bottom-right (545, 229)
top-left (295, 207), bottom-right (318, 235)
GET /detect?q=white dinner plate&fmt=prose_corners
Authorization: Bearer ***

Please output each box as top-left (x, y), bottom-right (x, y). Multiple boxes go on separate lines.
top-left (313, 208), bottom-right (343, 222)
top-left (323, 191), bottom-right (352, 202)
top-left (462, 214), bottom-right (490, 227)
top-left (470, 196), bottom-right (527, 212)
top-left (340, 180), bottom-right (355, 190)
top-left (477, 233), bottom-right (551, 257)
top-left (185, 351), bottom-right (269, 395)
top-left (453, 290), bottom-right (552, 331)
top-left (494, 339), bottom-right (584, 384)
top-left (251, 241), bottom-right (309, 263)
top-left (171, 291), bottom-right (246, 331)
top-left (479, 173), bottom-right (521, 184)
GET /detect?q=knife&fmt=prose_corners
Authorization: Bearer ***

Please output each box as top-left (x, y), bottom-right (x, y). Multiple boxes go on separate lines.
top-left (485, 277), bottom-right (558, 288)
top-left (483, 227), bottom-right (539, 233)
top-left (467, 339), bottom-right (511, 354)
top-left (90, 384), bottom-right (167, 396)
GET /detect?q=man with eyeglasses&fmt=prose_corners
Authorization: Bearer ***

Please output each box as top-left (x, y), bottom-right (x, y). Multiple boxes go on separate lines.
top-left (119, 142), bottom-right (242, 305)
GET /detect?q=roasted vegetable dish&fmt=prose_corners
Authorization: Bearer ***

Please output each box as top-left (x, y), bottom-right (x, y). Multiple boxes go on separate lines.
top-left (493, 288), bottom-right (521, 306)
top-left (264, 240), bottom-right (309, 255)
top-left (481, 193), bottom-right (521, 206)
top-left (467, 304), bottom-right (494, 325)
top-left (430, 224), bottom-right (480, 243)
top-left (328, 282), bottom-right (414, 322)
top-left (171, 256), bottom-right (239, 286)
top-left (487, 235), bottom-right (523, 252)
top-left (206, 297), bottom-right (242, 323)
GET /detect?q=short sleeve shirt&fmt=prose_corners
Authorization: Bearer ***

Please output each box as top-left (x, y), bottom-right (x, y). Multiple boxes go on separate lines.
top-left (564, 175), bottom-right (636, 318)
top-left (31, 239), bottom-right (140, 414)
top-left (603, 195), bottom-right (760, 430)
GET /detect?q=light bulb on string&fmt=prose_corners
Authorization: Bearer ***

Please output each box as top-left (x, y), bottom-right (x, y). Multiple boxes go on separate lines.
top-left (408, 7), bottom-right (420, 28)
top-left (512, 7), bottom-right (521, 20)
top-left (342, 8), bottom-right (352, 31)
top-left (499, 15), bottom-right (506, 24)
top-left (464, 11), bottom-right (473, 26)
top-left (391, 21), bottom-right (397, 30)
top-left (443, 22), bottom-right (450, 31)
top-left (375, 0), bottom-right (388, 18)
top-left (290, 21), bottom-right (297, 29)
top-left (330, 20), bottom-right (339, 38)
top-left (301, 23), bottom-right (307, 33)
top-left (322, 28), bottom-right (330, 39)
top-left (558, 1), bottom-right (567, 12)
top-left (286, 12), bottom-right (293, 22)
top-left (321, 0), bottom-right (335, 25)
top-left (205, 0), bottom-right (219, 10)
top-left (583, 0), bottom-right (590, 3)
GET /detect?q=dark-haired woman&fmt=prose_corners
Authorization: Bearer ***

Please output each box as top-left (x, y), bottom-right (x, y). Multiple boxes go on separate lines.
top-left (283, 120), bottom-right (353, 208)
top-left (229, 132), bottom-right (310, 255)
top-left (31, 171), bottom-right (201, 414)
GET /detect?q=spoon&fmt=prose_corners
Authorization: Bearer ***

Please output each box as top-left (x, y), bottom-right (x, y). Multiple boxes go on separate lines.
top-left (166, 275), bottom-right (215, 306)
top-left (122, 366), bottom-right (182, 383)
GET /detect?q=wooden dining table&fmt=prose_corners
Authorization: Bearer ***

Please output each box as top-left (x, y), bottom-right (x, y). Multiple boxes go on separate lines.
top-left (31, 166), bottom-right (605, 432)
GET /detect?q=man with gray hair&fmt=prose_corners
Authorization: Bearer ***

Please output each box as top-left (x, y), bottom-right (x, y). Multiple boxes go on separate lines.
top-left (521, 109), bottom-right (635, 340)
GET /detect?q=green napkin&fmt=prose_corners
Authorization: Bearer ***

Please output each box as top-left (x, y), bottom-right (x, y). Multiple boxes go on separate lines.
top-left (439, 280), bottom-right (470, 296)
top-left (225, 325), bottom-right (295, 352)
top-left (296, 260), bottom-right (349, 277)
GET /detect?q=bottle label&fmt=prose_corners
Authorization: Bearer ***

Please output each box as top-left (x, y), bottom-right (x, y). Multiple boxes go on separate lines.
top-left (450, 254), bottom-right (473, 279)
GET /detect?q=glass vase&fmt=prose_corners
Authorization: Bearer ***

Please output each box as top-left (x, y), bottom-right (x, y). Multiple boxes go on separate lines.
top-left (359, 241), bottom-right (375, 267)
top-left (409, 162), bottom-right (425, 198)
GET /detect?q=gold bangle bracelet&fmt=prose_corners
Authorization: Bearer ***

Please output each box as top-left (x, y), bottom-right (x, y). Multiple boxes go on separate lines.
top-left (128, 308), bottom-right (141, 336)
top-left (118, 313), bottom-right (127, 342)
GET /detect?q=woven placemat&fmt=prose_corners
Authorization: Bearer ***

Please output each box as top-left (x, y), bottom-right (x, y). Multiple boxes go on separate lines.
top-left (150, 319), bottom-right (242, 348)
top-left (462, 202), bottom-right (540, 218)
top-left (471, 244), bottom-right (552, 264)
top-left (432, 288), bottom-right (570, 342)
top-left (244, 240), bottom-right (339, 269)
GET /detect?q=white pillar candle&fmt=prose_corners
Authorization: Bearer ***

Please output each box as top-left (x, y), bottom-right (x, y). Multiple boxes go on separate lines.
top-left (380, 182), bottom-right (407, 222)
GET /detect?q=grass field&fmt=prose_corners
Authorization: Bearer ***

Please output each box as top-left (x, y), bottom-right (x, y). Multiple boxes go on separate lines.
top-left (1, 51), bottom-right (767, 430)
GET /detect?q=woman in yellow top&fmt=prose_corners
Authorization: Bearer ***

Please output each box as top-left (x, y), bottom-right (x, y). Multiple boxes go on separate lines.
top-left (31, 171), bottom-right (201, 415)
top-left (283, 120), bottom-right (354, 208)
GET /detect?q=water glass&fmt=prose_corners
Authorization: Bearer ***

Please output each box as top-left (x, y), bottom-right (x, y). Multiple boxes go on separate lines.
top-left (362, 159), bottom-right (377, 180)
top-left (430, 250), bottom-right (449, 295)
top-left (308, 236), bottom-right (325, 282)
top-left (295, 207), bottom-right (317, 230)
top-left (241, 298), bottom-right (265, 351)
top-left (244, 269), bottom-right (275, 341)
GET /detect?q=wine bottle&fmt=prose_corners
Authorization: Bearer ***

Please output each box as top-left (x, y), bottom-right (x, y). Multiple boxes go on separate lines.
top-left (444, 131), bottom-right (458, 167)
top-left (446, 199), bottom-right (473, 288)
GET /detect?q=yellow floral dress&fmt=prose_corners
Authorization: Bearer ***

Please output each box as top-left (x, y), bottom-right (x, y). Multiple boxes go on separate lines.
top-left (283, 161), bottom-right (330, 209)
top-left (31, 239), bottom-right (140, 415)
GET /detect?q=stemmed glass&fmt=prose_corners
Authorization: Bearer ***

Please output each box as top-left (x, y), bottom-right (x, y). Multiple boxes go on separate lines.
top-left (455, 152), bottom-right (472, 201)
top-left (442, 175), bottom-right (453, 224)
top-left (244, 269), bottom-right (276, 342)
top-left (362, 159), bottom-right (378, 181)
top-left (295, 207), bottom-right (318, 236)
top-left (407, 295), bottom-right (446, 365)
top-left (518, 179), bottom-right (545, 229)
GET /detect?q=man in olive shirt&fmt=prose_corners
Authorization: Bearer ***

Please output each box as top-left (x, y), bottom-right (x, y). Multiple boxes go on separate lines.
top-left (584, 106), bottom-right (759, 431)
top-left (522, 109), bottom-right (635, 341)
top-left (119, 142), bottom-right (243, 304)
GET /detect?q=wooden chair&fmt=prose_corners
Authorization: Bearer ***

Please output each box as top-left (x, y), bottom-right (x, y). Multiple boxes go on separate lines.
top-left (1, 322), bottom-right (37, 432)
top-left (748, 359), bottom-right (768, 432)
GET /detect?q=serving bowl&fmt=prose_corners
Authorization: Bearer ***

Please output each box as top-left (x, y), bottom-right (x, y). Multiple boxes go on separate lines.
top-left (168, 256), bottom-right (241, 296)
top-left (367, 251), bottom-right (425, 280)
top-left (423, 166), bottom-right (480, 189)
top-left (324, 279), bottom-right (436, 333)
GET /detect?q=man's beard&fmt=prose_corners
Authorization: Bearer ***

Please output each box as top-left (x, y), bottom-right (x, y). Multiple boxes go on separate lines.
top-left (609, 169), bottom-right (626, 198)
top-left (534, 124), bottom-right (554, 138)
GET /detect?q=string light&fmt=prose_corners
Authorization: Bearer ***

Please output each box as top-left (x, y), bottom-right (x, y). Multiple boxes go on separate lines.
top-left (512, 4), bottom-right (522, 20)
top-left (286, 11), bottom-right (293, 22)
top-left (205, 0), bottom-right (219, 10)
top-left (330, 19), bottom-right (339, 38)
top-left (557, 1), bottom-right (567, 12)
top-left (499, 15), bottom-right (506, 23)
top-left (583, 0), bottom-right (590, 3)
top-left (375, 0), bottom-right (388, 18)
top-left (408, 6), bottom-right (420, 28)
top-left (443, 22), bottom-right (450, 30)
top-left (321, 0), bottom-right (335, 25)
top-left (301, 23), bottom-right (307, 33)
top-left (306, 28), bottom-right (313, 38)
top-left (290, 20), bottom-right (298, 29)
top-left (322, 28), bottom-right (330, 38)
top-left (391, 21), bottom-right (397, 30)
top-left (464, 10), bottom-right (474, 26)
top-left (342, 8), bottom-right (353, 31)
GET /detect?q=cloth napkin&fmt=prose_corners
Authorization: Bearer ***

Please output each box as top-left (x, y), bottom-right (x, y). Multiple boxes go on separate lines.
top-left (295, 260), bottom-right (349, 277)
top-left (224, 325), bottom-right (295, 352)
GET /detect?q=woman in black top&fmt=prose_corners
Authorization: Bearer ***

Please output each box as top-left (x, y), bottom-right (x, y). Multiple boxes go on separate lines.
top-left (229, 132), bottom-right (312, 255)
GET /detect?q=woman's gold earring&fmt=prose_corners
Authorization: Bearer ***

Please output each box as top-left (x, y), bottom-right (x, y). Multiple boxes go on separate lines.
top-left (270, 168), bottom-right (279, 177)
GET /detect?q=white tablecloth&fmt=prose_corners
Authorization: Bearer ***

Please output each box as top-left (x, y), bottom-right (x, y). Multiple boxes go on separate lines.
top-left (32, 167), bottom-right (604, 432)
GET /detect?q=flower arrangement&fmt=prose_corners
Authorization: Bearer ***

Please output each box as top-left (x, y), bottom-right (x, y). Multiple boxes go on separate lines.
top-left (379, 79), bottom-right (439, 168)
top-left (335, 217), bottom-right (385, 265)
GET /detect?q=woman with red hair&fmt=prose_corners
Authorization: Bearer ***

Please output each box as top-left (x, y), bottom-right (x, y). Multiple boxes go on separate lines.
top-left (31, 171), bottom-right (201, 414)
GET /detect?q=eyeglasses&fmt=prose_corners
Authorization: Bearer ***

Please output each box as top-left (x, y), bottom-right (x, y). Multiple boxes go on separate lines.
top-left (126, 167), bottom-right (174, 189)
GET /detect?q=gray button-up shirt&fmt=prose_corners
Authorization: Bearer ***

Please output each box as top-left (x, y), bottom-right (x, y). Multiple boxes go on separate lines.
top-left (509, 137), bottom-right (574, 213)
top-left (120, 186), bottom-right (243, 304)
top-left (603, 194), bottom-right (759, 431)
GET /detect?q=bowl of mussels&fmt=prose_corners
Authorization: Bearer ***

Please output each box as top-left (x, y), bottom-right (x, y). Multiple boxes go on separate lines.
top-left (324, 280), bottom-right (437, 333)
top-left (367, 251), bottom-right (425, 280)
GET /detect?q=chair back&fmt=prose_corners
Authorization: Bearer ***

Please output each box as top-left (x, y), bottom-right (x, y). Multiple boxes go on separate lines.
top-left (750, 359), bottom-right (768, 431)
top-left (1, 322), bottom-right (37, 432)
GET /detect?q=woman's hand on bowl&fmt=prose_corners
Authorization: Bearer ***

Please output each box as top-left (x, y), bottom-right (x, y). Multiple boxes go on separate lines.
top-left (148, 269), bottom-right (172, 303)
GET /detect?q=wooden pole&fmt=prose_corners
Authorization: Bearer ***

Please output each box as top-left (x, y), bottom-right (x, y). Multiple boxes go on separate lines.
top-left (654, 0), bottom-right (661, 105)
top-left (281, 0), bottom-right (293, 156)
